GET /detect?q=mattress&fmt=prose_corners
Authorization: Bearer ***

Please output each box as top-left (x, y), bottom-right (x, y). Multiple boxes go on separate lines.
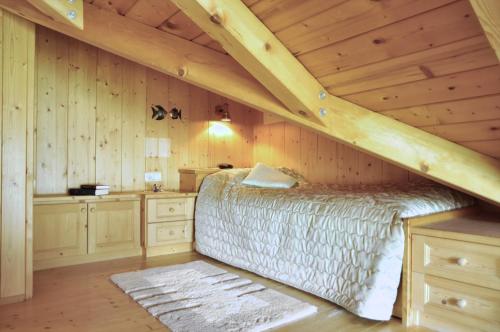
top-left (194, 169), bottom-right (474, 320)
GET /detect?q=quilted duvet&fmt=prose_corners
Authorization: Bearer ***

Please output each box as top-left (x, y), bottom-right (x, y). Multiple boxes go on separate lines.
top-left (194, 169), bottom-right (474, 320)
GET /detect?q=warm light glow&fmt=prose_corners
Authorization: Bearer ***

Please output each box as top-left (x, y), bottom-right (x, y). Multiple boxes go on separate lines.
top-left (210, 121), bottom-right (233, 137)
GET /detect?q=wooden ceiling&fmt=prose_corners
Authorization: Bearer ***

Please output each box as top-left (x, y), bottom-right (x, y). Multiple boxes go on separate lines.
top-left (84, 0), bottom-right (499, 160)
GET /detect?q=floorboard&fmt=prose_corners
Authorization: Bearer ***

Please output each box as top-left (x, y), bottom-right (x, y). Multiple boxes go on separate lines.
top-left (0, 252), bottom-right (431, 331)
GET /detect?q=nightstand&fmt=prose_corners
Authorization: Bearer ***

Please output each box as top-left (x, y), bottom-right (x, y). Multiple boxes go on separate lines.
top-left (178, 168), bottom-right (220, 192)
top-left (142, 192), bottom-right (197, 257)
top-left (410, 212), bottom-right (500, 331)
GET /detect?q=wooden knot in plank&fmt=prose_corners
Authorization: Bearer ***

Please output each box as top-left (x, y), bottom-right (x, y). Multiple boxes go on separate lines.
top-left (210, 14), bottom-right (222, 25)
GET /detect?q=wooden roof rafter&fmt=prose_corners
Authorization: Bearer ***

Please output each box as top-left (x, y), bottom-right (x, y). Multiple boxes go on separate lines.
top-left (27, 0), bottom-right (83, 29)
top-left (469, 0), bottom-right (500, 61)
top-left (172, 0), bottom-right (500, 205)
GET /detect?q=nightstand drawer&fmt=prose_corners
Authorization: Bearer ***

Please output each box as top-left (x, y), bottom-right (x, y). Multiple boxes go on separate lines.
top-left (412, 235), bottom-right (500, 290)
top-left (147, 198), bottom-right (194, 223)
top-left (147, 221), bottom-right (192, 247)
top-left (412, 273), bottom-right (500, 331)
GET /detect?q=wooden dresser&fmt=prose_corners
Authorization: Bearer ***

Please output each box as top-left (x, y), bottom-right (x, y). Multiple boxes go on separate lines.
top-left (410, 213), bottom-right (500, 331)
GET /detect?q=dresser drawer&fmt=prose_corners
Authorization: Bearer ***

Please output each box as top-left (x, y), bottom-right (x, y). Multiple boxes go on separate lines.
top-left (147, 221), bottom-right (193, 247)
top-left (147, 198), bottom-right (194, 223)
top-left (412, 235), bottom-right (500, 290)
top-left (411, 272), bottom-right (500, 331)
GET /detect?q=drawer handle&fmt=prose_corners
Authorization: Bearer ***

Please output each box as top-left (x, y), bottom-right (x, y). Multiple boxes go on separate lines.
top-left (81, 207), bottom-right (86, 213)
top-left (456, 257), bottom-right (468, 266)
top-left (90, 207), bottom-right (96, 213)
top-left (169, 207), bottom-right (175, 213)
top-left (456, 299), bottom-right (467, 309)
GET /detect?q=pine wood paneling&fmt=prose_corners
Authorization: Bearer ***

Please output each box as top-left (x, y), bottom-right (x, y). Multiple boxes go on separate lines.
top-left (380, 94), bottom-right (500, 127)
top-left (343, 65), bottom-right (500, 111)
top-left (253, 121), bottom-right (411, 185)
top-left (166, 77), bottom-right (190, 190)
top-left (242, 0), bottom-right (500, 159)
top-left (462, 140), bottom-right (500, 158)
top-left (36, 28), bottom-right (69, 193)
top-left (121, 60), bottom-right (146, 191)
top-left (84, 0), bottom-right (137, 15)
top-left (67, 37), bottom-right (97, 189)
top-left (191, 33), bottom-right (225, 53)
top-left (96, 51), bottom-right (123, 191)
top-left (35, 29), bottom-right (257, 194)
top-left (321, 36), bottom-right (496, 95)
top-left (249, 0), bottom-right (344, 33)
top-left (0, 9), bottom-right (35, 300)
top-left (145, 68), bottom-right (169, 189)
top-left (298, 1), bottom-right (482, 75)
top-left (124, 0), bottom-right (178, 27)
top-left (277, 0), bottom-right (455, 56)
top-left (420, 119), bottom-right (500, 143)
top-left (187, 85), bottom-right (209, 168)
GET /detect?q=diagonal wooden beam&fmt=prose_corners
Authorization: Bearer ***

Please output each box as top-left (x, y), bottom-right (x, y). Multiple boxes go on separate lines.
top-left (469, 0), bottom-right (500, 61)
top-left (173, 0), bottom-right (500, 205)
top-left (171, 0), bottom-right (327, 125)
top-left (27, 0), bottom-right (83, 30)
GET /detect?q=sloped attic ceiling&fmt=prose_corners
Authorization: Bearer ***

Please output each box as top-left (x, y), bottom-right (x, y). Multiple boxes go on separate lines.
top-left (1, 0), bottom-right (500, 204)
top-left (85, 0), bottom-right (500, 160)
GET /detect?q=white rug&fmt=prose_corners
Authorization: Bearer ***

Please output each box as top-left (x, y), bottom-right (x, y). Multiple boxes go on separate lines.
top-left (110, 260), bottom-right (317, 332)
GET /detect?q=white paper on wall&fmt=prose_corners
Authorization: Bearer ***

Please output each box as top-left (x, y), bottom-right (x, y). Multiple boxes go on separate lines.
top-left (145, 137), bottom-right (158, 157)
top-left (158, 138), bottom-right (171, 158)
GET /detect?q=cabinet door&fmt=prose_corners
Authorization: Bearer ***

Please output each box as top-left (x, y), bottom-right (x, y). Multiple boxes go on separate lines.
top-left (34, 203), bottom-right (87, 261)
top-left (88, 200), bottom-right (140, 254)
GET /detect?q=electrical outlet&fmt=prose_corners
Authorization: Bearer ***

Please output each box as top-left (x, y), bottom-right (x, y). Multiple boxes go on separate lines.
top-left (145, 172), bottom-right (162, 182)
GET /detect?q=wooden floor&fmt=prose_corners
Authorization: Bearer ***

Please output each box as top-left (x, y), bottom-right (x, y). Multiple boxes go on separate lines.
top-left (0, 252), bottom-right (431, 332)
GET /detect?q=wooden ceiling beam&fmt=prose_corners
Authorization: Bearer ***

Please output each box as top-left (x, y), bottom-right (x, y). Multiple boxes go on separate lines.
top-left (173, 0), bottom-right (500, 205)
top-left (27, 0), bottom-right (83, 30)
top-left (0, 0), bottom-right (300, 122)
top-left (171, 0), bottom-right (327, 126)
top-left (469, 0), bottom-right (500, 61)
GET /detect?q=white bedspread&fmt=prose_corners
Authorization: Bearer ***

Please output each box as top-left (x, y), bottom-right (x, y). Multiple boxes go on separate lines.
top-left (194, 169), bottom-right (474, 320)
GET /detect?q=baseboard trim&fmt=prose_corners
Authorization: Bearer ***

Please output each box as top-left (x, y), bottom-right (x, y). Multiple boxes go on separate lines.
top-left (34, 248), bottom-right (143, 271)
top-left (146, 242), bottom-right (193, 257)
top-left (0, 294), bottom-right (25, 306)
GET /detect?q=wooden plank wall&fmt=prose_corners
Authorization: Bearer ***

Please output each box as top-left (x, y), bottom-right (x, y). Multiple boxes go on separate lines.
top-left (35, 27), bottom-right (256, 194)
top-left (254, 117), bottom-right (413, 185)
top-left (0, 9), bottom-right (35, 302)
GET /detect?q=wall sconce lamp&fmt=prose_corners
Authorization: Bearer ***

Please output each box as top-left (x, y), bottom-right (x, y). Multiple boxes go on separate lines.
top-left (215, 103), bottom-right (231, 122)
top-left (151, 104), bottom-right (182, 120)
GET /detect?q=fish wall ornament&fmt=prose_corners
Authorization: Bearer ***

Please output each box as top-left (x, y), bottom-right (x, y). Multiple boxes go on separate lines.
top-left (151, 104), bottom-right (182, 121)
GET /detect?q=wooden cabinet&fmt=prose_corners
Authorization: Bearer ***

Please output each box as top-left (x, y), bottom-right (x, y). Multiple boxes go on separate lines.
top-left (88, 201), bottom-right (140, 254)
top-left (143, 193), bottom-right (196, 257)
top-left (410, 213), bottom-right (500, 331)
top-left (33, 196), bottom-right (142, 270)
top-left (34, 203), bottom-right (87, 261)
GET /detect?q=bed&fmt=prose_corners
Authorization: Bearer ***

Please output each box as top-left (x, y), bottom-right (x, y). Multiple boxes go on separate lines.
top-left (194, 168), bottom-right (475, 321)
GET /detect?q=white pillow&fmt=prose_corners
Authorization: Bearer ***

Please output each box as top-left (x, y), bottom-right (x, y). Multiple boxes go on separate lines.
top-left (242, 163), bottom-right (297, 188)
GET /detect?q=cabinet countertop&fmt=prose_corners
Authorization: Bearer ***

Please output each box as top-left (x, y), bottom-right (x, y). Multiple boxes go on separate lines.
top-left (34, 191), bottom-right (197, 204)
